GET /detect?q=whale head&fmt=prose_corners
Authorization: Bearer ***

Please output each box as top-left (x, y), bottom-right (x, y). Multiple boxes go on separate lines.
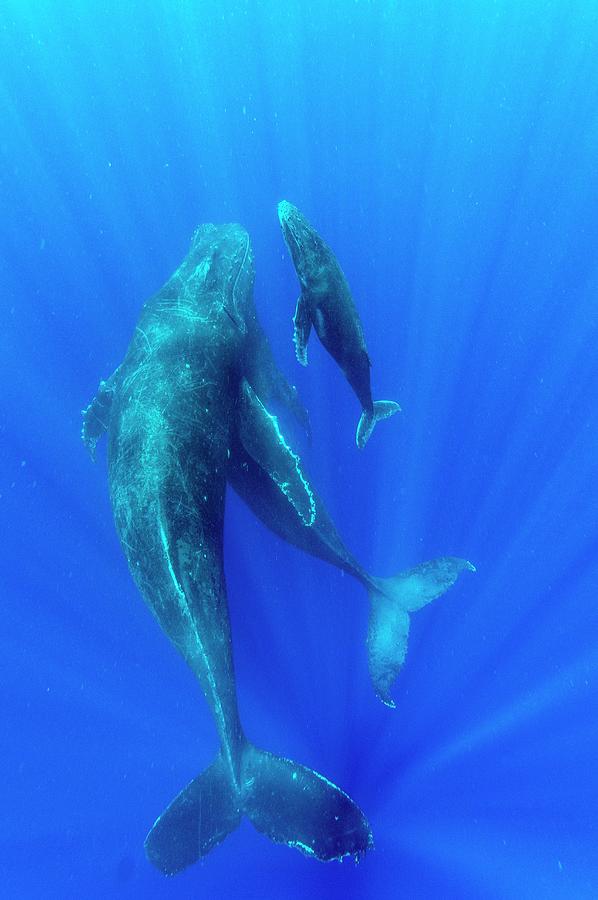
top-left (186, 224), bottom-right (255, 328)
top-left (277, 201), bottom-right (319, 286)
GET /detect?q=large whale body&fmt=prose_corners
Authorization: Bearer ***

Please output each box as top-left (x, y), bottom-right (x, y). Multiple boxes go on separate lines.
top-left (82, 223), bottom-right (473, 875)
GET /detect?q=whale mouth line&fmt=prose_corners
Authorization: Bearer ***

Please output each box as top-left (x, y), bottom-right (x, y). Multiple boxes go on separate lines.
top-left (229, 229), bottom-right (251, 326)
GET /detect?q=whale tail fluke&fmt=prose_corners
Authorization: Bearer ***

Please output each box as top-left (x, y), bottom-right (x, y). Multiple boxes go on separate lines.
top-left (144, 754), bottom-right (242, 876)
top-left (145, 745), bottom-right (372, 874)
top-left (242, 744), bottom-right (372, 862)
top-left (367, 556), bottom-right (476, 707)
top-left (356, 400), bottom-right (401, 449)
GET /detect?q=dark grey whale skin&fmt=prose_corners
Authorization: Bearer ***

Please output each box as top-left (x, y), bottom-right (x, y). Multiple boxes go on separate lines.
top-left (82, 223), bottom-right (373, 874)
top-left (228, 433), bottom-right (375, 588)
top-left (277, 200), bottom-right (372, 406)
top-left (97, 224), bottom-right (254, 781)
top-left (277, 200), bottom-right (400, 447)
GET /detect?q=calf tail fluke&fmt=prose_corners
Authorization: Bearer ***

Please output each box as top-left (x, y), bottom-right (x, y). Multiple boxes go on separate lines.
top-left (356, 400), bottom-right (401, 449)
top-left (145, 744), bottom-right (372, 875)
top-left (367, 556), bottom-right (475, 707)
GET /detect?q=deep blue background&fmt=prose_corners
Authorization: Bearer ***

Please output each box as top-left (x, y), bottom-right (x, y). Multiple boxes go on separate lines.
top-left (2, 2), bottom-right (598, 897)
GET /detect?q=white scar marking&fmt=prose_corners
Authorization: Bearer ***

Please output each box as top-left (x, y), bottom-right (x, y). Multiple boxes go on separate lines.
top-left (158, 515), bottom-right (236, 785)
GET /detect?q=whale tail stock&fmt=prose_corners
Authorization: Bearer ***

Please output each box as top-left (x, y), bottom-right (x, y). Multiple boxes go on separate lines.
top-left (356, 400), bottom-right (401, 449)
top-left (367, 556), bottom-right (476, 707)
top-left (144, 744), bottom-right (372, 875)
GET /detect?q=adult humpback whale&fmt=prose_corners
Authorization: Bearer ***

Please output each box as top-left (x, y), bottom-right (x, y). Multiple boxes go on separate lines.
top-left (277, 200), bottom-right (401, 448)
top-left (82, 223), bottom-right (371, 874)
top-left (82, 222), bottom-right (473, 875)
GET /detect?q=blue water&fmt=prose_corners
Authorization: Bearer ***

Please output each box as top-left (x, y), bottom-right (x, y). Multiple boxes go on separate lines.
top-left (2, 2), bottom-right (598, 897)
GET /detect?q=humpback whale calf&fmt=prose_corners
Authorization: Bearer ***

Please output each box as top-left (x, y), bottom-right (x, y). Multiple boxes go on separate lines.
top-left (82, 222), bottom-right (474, 875)
top-left (277, 200), bottom-right (401, 448)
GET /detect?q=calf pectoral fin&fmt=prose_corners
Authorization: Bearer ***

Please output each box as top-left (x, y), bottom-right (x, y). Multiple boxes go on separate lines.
top-left (293, 294), bottom-right (312, 366)
top-left (81, 367), bottom-right (121, 460)
top-left (238, 379), bottom-right (316, 526)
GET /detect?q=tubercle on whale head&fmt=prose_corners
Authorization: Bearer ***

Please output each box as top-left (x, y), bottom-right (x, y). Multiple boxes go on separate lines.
top-left (183, 223), bottom-right (255, 329)
top-left (277, 199), bottom-right (299, 226)
top-left (277, 202), bottom-right (329, 296)
top-left (188, 223), bottom-right (253, 277)
top-left (277, 200), bottom-right (311, 266)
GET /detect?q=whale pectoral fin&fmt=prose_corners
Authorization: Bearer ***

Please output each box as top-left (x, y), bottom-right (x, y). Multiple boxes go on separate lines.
top-left (273, 377), bottom-right (312, 444)
top-left (293, 294), bottom-right (312, 366)
top-left (238, 379), bottom-right (316, 527)
top-left (81, 367), bottom-right (121, 460)
top-left (249, 324), bottom-right (311, 441)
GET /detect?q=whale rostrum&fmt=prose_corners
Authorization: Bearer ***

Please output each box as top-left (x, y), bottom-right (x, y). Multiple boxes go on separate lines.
top-left (82, 223), bottom-right (473, 874)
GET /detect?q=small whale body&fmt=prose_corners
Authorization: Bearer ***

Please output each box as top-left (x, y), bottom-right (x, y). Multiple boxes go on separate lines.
top-left (83, 222), bottom-right (474, 875)
top-left (277, 200), bottom-right (401, 448)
